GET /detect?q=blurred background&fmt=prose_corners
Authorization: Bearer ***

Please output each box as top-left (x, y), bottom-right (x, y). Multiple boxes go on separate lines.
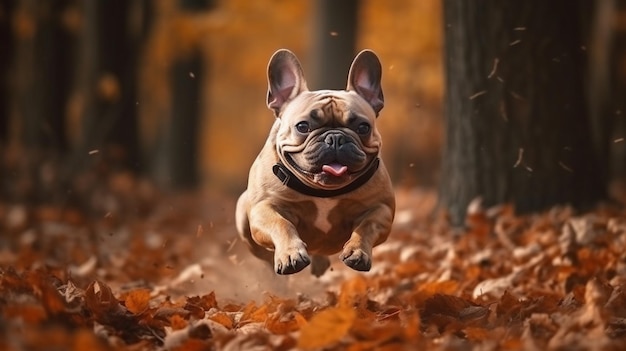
top-left (2, 0), bottom-right (626, 214)
top-left (0, 0), bottom-right (444, 209)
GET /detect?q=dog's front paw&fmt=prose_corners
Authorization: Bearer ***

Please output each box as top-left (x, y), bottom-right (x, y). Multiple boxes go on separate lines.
top-left (274, 242), bottom-right (311, 274)
top-left (340, 247), bottom-right (372, 272)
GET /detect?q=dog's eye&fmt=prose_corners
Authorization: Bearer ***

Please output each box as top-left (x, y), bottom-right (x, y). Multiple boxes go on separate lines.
top-left (356, 122), bottom-right (371, 135)
top-left (295, 121), bottom-right (310, 134)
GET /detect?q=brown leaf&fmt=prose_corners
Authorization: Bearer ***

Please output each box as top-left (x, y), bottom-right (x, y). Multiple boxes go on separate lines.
top-left (85, 280), bottom-right (119, 315)
top-left (297, 306), bottom-right (356, 349)
top-left (188, 323), bottom-right (212, 340)
top-left (0, 267), bottom-right (31, 292)
top-left (187, 292), bottom-right (218, 311)
top-left (23, 270), bottom-right (68, 315)
top-left (422, 294), bottom-right (489, 333)
top-left (84, 280), bottom-right (135, 328)
top-left (39, 279), bottom-right (69, 315)
top-left (184, 300), bottom-right (206, 320)
top-left (496, 290), bottom-right (521, 321)
top-left (423, 294), bottom-right (474, 318)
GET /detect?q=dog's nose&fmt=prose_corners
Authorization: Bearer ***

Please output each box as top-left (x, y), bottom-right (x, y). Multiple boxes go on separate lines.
top-left (325, 133), bottom-right (346, 147)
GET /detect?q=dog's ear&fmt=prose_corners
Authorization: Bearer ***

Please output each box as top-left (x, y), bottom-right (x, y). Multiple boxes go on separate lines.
top-left (267, 49), bottom-right (309, 116)
top-left (347, 50), bottom-right (384, 116)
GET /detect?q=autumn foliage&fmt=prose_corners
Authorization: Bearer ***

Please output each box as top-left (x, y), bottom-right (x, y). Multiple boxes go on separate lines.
top-left (2, 182), bottom-right (626, 350)
top-left (3, 0), bottom-right (626, 349)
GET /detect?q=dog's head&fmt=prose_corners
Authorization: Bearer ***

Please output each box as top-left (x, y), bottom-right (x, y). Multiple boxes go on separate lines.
top-left (266, 49), bottom-right (384, 190)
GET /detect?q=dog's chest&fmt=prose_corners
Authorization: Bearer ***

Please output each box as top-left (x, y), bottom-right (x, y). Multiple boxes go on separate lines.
top-left (312, 198), bottom-right (339, 233)
top-left (296, 197), bottom-right (368, 254)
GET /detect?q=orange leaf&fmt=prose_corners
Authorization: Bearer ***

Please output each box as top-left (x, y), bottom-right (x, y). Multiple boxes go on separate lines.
top-left (294, 311), bottom-right (308, 328)
top-left (265, 310), bottom-right (307, 335)
top-left (463, 326), bottom-right (490, 341)
top-left (169, 314), bottom-right (188, 330)
top-left (125, 289), bottom-right (151, 314)
top-left (208, 312), bottom-right (233, 329)
top-left (247, 303), bottom-right (269, 323)
top-left (394, 261), bottom-right (425, 279)
top-left (72, 328), bottom-right (109, 351)
top-left (413, 280), bottom-right (459, 306)
top-left (338, 275), bottom-right (368, 308)
top-left (171, 339), bottom-right (208, 351)
top-left (238, 301), bottom-right (257, 316)
top-left (402, 310), bottom-right (421, 340)
top-left (297, 306), bottom-right (356, 349)
top-left (4, 304), bottom-right (47, 324)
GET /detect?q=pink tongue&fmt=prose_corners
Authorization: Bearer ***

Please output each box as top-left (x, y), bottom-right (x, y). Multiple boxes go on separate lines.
top-left (322, 163), bottom-right (348, 177)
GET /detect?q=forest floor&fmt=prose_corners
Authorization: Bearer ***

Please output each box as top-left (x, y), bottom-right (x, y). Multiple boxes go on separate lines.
top-left (2, 169), bottom-right (626, 350)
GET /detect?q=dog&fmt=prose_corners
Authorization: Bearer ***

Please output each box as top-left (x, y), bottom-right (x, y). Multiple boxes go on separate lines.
top-left (236, 49), bottom-right (395, 276)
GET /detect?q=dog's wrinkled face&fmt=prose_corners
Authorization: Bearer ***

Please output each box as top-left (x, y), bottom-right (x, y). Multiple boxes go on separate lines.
top-left (267, 50), bottom-right (384, 190)
top-left (276, 91), bottom-right (381, 189)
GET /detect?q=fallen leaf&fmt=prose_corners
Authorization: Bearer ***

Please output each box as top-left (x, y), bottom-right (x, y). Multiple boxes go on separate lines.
top-left (124, 289), bottom-right (151, 314)
top-left (208, 311), bottom-right (233, 329)
top-left (298, 306), bottom-right (356, 349)
top-left (422, 294), bottom-right (489, 333)
top-left (265, 311), bottom-right (304, 334)
top-left (414, 280), bottom-right (459, 305)
top-left (169, 314), bottom-right (188, 330)
top-left (338, 275), bottom-right (369, 308)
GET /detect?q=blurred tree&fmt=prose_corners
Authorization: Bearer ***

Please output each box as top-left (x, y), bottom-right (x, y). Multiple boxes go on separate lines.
top-left (151, 0), bottom-right (214, 190)
top-left (11, 0), bottom-right (74, 149)
top-left (0, 0), bottom-right (15, 144)
top-left (440, 0), bottom-right (607, 225)
top-left (76, 0), bottom-right (151, 170)
top-left (310, 0), bottom-right (359, 90)
top-left (602, 1), bottom-right (626, 177)
top-left (162, 53), bottom-right (203, 189)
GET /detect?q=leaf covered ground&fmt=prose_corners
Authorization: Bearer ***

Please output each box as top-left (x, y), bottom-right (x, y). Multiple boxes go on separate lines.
top-left (2, 173), bottom-right (626, 350)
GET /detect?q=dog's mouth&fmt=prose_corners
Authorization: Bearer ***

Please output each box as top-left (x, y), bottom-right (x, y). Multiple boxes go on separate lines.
top-left (283, 154), bottom-right (355, 188)
top-left (321, 163), bottom-right (348, 177)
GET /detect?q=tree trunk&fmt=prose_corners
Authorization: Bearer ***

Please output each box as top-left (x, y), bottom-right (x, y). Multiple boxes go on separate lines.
top-left (0, 0), bottom-right (15, 144)
top-left (11, 0), bottom-right (74, 149)
top-left (77, 0), bottom-right (144, 170)
top-left (164, 53), bottom-right (202, 189)
top-left (607, 1), bottom-right (626, 178)
top-left (310, 0), bottom-right (359, 90)
top-left (440, 0), bottom-right (607, 225)
top-left (150, 0), bottom-right (212, 190)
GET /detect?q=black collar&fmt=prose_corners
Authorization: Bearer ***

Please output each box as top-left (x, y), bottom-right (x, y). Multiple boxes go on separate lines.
top-left (272, 158), bottom-right (380, 198)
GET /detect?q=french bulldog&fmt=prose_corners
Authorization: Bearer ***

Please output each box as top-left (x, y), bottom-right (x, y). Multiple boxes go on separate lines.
top-left (236, 49), bottom-right (395, 276)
